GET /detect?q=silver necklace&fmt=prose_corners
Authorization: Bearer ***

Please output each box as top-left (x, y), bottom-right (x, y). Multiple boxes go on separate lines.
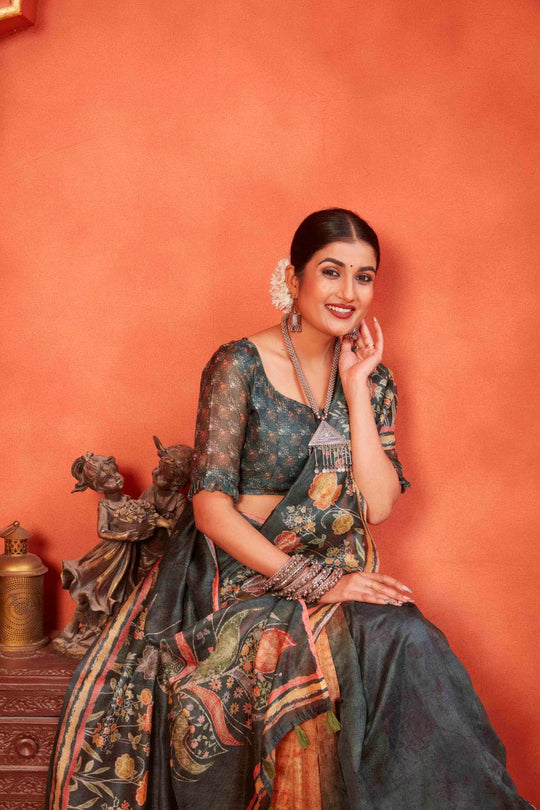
top-left (281, 317), bottom-right (352, 474)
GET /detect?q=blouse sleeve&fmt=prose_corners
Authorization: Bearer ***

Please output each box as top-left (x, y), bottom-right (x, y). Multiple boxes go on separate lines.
top-left (375, 369), bottom-right (411, 493)
top-left (188, 343), bottom-right (249, 502)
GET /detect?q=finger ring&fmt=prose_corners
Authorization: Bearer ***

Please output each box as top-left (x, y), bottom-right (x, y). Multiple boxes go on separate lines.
top-left (365, 342), bottom-right (375, 350)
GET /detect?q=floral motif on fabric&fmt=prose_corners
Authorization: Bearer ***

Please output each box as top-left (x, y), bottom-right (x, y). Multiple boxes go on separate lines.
top-left (189, 339), bottom-right (409, 503)
top-left (164, 598), bottom-right (331, 795)
top-left (276, 474), bottom-right (366, 571)
top-left (52, 339), bottom-right (409, 810)
top-left (62, 606), bottom-right (157, 808)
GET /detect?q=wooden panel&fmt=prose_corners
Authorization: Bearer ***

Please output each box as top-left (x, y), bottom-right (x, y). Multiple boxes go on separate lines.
top-left (0, 688), bottom-right (67, 717)
top-left (0, 718), bottom-right (59, 766)
top-left (0, 646), bottom-right (77, 806)
top-left (0, 647), bottom-right (77, 686)
top-left (0, 769), bottom-right (47, 803)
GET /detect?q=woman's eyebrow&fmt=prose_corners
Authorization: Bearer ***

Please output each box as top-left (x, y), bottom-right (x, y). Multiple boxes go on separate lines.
top-left (318, 257), bottom-right (377, 272)
top-left (318, 257), bottom-right (346, 267)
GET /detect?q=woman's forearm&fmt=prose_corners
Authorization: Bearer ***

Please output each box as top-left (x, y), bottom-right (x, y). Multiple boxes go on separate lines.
top-left (348, 382), bottom-right (401, 524)
top-left (192, 490), bottom-right (290, 576)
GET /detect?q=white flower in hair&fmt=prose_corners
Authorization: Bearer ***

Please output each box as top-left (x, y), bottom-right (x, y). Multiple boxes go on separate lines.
top-left (269, 257), bottom-right (293, 312)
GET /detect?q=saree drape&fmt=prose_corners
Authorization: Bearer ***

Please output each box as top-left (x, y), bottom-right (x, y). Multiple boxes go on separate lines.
top-left (47, 391), bottom-right (376, 810)
top-left (47, 347), bottom-right (531, 809)
top-left (47, 436), bottom-right (530, 809)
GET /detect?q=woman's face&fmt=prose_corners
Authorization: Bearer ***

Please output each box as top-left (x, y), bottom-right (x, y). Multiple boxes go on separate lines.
top-left (287, 240), bottom-right (377, 337)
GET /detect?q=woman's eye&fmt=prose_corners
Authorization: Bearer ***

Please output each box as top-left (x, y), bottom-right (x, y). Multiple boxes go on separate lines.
top-left (322, 267), bottom-right (340, 277)
top-left (356, 274), bottom-right (373, 283)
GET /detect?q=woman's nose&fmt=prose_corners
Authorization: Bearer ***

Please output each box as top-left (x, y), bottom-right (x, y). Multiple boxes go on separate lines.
top-left (338, 274), bottom-right (355, 301)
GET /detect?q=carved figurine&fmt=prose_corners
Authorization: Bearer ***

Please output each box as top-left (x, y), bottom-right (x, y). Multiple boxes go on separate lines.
top-left (137, 436), bottom-right (193, 578)
top-left (53, 453), bottom-right (168, 657)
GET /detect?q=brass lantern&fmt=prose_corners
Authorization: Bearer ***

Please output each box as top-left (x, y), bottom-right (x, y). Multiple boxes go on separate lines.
top-left (0, 521), bottom-right (48, 654)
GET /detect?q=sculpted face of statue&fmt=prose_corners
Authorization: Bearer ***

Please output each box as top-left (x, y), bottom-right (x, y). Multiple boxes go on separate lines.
top-left (152, 443), bottom-right (193, 491)
top-left (93, 458), bottom-right (125, 495)
top-left (71, 453), bottom-right (125, 495)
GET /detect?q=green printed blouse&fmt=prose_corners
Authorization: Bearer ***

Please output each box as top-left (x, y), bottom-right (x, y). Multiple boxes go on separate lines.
top-left (189, 338), bottom-right (409, 501)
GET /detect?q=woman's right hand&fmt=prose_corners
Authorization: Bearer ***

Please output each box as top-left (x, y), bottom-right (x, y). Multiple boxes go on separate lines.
top-left (319, 572), bottom-right (414, 606)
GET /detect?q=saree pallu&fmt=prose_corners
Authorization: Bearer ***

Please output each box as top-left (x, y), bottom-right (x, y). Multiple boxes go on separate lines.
top-left (48, 443), bottom-right (531, 808)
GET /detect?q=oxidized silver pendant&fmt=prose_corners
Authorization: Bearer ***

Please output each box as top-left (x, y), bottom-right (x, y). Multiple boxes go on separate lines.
top-left (309, 420), bottom-right (352, 474)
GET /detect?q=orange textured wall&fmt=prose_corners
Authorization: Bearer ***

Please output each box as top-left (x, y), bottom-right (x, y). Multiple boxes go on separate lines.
top-left (1, 0), bottom-right (538, 800)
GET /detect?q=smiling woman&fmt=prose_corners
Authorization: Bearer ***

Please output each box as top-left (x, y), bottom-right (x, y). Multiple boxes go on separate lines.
top-left (47, 210), bottom-right (533, 810)
top-left (286, 241), bottom-right (377, 331)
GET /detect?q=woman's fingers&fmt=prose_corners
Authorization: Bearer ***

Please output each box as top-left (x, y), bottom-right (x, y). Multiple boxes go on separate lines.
top-left (339, 336), bottom-right (360, 373)
top-left (363, 577), bottom-right (413, 603)
top-left (357, 317), bottom-right (383, 361)
top-left (342, 572), bottom-right (414, 605)
top-left (319, 572), bottom-right (415, 606)
top-left (360, 583), bottom-right (403, 605)
top-left (360, 318), bottom-right (374, 349)
top-left (368, 582), bottom-right (414, 604)
top-left (372, 317), bottom-right (384, 353)
top-left (339, 318), bottom-right (383, 390)
top-left (367, 572), bottom-right (412, 593)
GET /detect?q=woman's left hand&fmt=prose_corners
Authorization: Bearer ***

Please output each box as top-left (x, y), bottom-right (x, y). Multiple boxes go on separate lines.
top-left (339, 317), bottom-right (383, 392)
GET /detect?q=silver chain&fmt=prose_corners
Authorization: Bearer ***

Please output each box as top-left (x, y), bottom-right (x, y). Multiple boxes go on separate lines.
top-left (281, 316), bottom-right (341, 420)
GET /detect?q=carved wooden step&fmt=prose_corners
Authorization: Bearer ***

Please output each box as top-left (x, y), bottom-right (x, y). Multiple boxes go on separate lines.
top-left (0, 646), bottom-right (77, 808)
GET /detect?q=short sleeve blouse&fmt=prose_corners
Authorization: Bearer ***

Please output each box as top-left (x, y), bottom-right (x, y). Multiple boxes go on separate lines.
top-left (189, 339), bottom-right (410, 501)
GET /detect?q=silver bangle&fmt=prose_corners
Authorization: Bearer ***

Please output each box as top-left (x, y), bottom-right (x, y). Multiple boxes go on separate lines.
top-left (307, 567), bottom-right (344, 603)
top-left (264, 554), bottom-right (310, 593)
top-left (280, 562), bottom-right (324, 599)
top-left (237, 557), bottom-right (343, 604)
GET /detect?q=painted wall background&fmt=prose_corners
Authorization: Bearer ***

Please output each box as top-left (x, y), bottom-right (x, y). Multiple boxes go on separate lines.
top-left (1, 0), bottom-right (538, 800)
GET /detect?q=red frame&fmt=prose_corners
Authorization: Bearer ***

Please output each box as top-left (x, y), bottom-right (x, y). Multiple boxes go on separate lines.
top-left (0, 0), bottom-right (38, 37)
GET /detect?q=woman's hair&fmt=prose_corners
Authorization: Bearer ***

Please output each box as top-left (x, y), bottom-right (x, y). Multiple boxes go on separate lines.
top-left (290, 208), bottom-right (380, 275)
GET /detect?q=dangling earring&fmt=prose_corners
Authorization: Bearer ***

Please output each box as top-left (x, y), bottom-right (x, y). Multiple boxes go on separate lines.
top-left (345, 326), bottom-right (359, 339)
top-left (289, 300), bottom-right (302, 332)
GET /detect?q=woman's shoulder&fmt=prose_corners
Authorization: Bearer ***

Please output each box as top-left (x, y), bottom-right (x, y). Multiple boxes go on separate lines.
top-left (204, 326), bottom-right (280, 374)
top-left (205, 337), bottom-right (258, 365)
top-left (201, 337), bottom-right (261, 388)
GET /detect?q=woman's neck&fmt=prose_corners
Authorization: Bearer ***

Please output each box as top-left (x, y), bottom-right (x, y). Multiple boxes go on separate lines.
top-left (286, 320), bottom-right (336, 365)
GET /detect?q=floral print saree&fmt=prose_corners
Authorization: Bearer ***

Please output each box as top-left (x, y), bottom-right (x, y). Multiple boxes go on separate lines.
top-left (47, 342), bottom-right (531, 809)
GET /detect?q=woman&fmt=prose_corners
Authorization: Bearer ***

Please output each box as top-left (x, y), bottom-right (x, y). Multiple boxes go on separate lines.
top-left (48, 209), bottom-right (532, 809)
